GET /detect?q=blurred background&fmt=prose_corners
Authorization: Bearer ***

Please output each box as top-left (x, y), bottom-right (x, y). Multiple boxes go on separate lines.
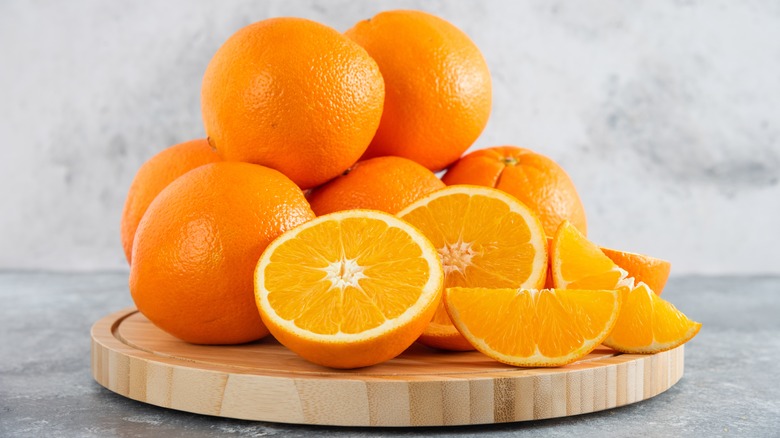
top-left (0, 0), bottom-right (778, 275)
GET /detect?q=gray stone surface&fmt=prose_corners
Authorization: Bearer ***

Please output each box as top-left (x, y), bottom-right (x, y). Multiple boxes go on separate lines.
top-left (1, 272), bottom-right (778, 437)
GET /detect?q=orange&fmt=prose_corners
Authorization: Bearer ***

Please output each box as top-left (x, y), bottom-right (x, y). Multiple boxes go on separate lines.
top-left (603, 283), bottom-right (701, 354)
top-left (445, 287), bottom-right (621, 367)
top-left (346, 10), bottom-right (492, 171)
top-left (443, 146), bottom-right (587, 237)
top-left (398, 185), bottom-right (548, 350)
top-left (552, 221), bottom-right (671, 296)
top-left (551, 221), bottom-right (630, 290)
top-left (201, 17), bottom-right (385, 189)
top-left (307, 156), bottom-right (445, 216)
top-left (120, 139), bottom-right (221, 263)
top-left (600, 247), bottom-right (671, 295)
top-left (551, 222), bottom-right (701, 353)
top-left (254, 210), bottom-right (443, 369)
top-left (130, 162), bottom-right (315, 344)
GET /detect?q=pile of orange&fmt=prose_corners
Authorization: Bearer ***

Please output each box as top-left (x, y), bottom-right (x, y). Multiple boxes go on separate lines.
top-left (121, 10), bottom-right (699, 369)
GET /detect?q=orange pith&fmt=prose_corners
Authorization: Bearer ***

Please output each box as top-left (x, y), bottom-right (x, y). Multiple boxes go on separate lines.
top-left (603, 283), bottom-right (701, 353)
top-left (444, 287), bottom-right (621, 367)
top-left (397, 185), bottom-right (547, 351)
top-left (442, 146), bottom-right (587, 238)
top-left (255, 210), bottom-right (443, 369)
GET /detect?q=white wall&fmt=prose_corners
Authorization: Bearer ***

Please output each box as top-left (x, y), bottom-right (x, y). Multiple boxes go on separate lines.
top-left (1, 0), bottom-right (778, 274)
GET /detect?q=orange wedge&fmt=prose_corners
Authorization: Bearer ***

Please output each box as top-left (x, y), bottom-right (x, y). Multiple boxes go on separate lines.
top-left (552, 221), bottom-right (673, 296)
top-left (604, 283), bottom-right (701, 353)
top-left (398, 185), bottom-right (548, 351)
top-left (551, 221), bottom-right (701, 353)
top-left (600, 247), bottom-right (671, 295)
top-left (254, 210), bottom-right (443, 369)
top-left (551, 221), bottom-right (631, 290)
top-left (444, 287), bottom-right (621, 367)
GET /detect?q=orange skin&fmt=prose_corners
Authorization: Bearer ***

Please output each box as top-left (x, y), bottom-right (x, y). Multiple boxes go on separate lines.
top-left (307, 156), bottom-right (445, 216)
top-left (346, 10), bottom-right (492, 171)
top-left (129, 162), bottom-right (315, 345)
top-left (201, 17), bottom-right (384, 189)
top-left (120, 139), bottom-right (221, 264)
top-left (442, 146), bottom-right (587, 238)
top-left (600, 247), bottom-right (672, 295)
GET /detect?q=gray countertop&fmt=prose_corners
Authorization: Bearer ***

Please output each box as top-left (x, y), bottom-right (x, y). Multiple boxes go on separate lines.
top-left (1, 272), bottom-right (778, 437)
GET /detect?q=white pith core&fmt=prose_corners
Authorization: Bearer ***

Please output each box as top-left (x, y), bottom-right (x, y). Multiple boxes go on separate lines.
top-left (438, 240), bottom-right (476, 275)
top-left (615, 267), bottom-right (635, 289)
top-left (324, 257), bottom-right (366, 290)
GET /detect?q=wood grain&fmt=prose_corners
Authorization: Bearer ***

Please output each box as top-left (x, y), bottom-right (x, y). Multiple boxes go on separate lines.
top-left (91, 308), bottom-right (685, 426)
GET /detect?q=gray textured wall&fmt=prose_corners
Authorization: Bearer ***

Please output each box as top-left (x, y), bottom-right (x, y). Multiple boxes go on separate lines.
top-left (1, 0), bottom-right (778, 274)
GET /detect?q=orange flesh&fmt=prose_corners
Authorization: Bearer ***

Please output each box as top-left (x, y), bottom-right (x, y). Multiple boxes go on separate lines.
top-left (264, 216), bottom-right (431, 335)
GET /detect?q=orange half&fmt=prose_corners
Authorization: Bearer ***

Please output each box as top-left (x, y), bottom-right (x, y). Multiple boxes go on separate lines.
top-left (398, 185), bottom-right (548, 351)
top-left (255, 210), bottom-right (443, 369)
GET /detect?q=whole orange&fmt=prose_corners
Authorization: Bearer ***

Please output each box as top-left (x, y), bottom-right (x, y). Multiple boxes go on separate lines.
top-left (120, 139), bottom-right (221, 264)
top-left (201, 17), bottom-right (385, 189)
top-left (307, 156), bottom-right (445, 216)
top-left (129, 162), bottom-right (315, 345)
top-left (345, 10), bottom-right (492, 171)
top-left (442, 146), bottom-right (587, 237)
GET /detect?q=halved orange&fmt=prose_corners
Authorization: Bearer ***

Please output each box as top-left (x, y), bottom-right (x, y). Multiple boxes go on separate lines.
top-left (604, 283), bottom-right (701, 353)
top-left (444, 287), bottom-right (621, 367)
top-left (254, 210), bottom-right (443, 369)
top-left (397, 185), bottom-right (548, 351)
top-left (551, 221), bottom-right (631, 290)
top-left (600, 247), bottom-right (671, 295)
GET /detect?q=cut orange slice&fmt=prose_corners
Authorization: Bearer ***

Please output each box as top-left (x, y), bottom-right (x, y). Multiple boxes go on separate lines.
top-left (254, 210), bottom-right (443, 369)
top-left (397, 185), bottom-right (548, 351)
top-left (444, 287), bottom-right (621, 367)
top-left (552, 221), bottom-right (672, 296)
top-left (551, 221), bottom-right (631, 290)
top-left (600, 247), bottom-right (671, 295)
top-left (551, 221), bottom-right (700, 353)
top-left (604, 283), bottom-right (701, 353)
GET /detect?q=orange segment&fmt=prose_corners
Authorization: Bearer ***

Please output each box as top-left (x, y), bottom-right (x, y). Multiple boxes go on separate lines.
top-left (600, 247), bottom-right (672, 295)
top-left (255, 210), bottom-right (443, 369)
top-left (551, 221), bottom-right (630, 290)
top-left (444, 287), bottom-right (621, 367)
top-left (398, 185), bottom-right (548, 351)
top-left (604, 283), bottom-right (701, 353)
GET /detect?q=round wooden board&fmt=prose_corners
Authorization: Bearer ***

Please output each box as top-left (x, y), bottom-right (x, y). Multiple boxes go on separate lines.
top-left (91, 308), bottom-right (685, 427)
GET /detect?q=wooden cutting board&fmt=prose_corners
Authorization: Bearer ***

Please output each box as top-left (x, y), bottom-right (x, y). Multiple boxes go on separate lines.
top-left (91, 308), bottom-right (685, 427)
